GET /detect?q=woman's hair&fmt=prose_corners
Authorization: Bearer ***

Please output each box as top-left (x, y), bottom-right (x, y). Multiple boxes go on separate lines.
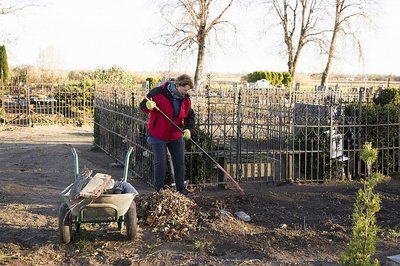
top-left (175, 74), bottom-right (194, 89)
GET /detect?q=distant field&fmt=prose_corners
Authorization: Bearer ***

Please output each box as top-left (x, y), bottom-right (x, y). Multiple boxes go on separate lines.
top-left (209, 72), bottom-right (400, 90)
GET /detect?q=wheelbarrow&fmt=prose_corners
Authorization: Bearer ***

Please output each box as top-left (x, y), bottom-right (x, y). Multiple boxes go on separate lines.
top-left (58, 146), bottom-right (138, 244)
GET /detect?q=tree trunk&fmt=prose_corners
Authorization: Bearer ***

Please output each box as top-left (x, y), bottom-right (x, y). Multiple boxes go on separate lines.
top-left (194, 35), bottom-right (206, 91)
top-left (287, 48), bottom-right (294, 80)
top-left (321, 1), bottom-right (340, 87)
top-left (288, 63), bottom-right (295, 83)
top-left (291, 46), bottom-right (302, 82)
top-left (320, 35), bottom-right (337, 87)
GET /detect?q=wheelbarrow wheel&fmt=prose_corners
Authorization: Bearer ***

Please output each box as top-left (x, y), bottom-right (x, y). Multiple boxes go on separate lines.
top-left (125, 201), bottom-right (137, 240)
top-left (58, 202), bottom-right (72, 244)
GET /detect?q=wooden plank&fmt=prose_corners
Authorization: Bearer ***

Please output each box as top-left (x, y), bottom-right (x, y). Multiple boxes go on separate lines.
top-left (80, 173), bottom-right (112, 198)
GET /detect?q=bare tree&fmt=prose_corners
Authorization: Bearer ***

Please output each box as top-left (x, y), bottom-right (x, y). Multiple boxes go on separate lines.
top-left (0, 1), bottom-right (38, 15)
top-left (36, 45), bottom-right (65, 82)
top-left (320, 0), bottom-right (374, 86)
top-left (267, 0), bottom-right (324, 81)
top-left (0, 1), bottom-right (40, 43)
top-left (37, 46), bottom-right (63, 70)
top-left (152, 0), bottom-right (235, 89)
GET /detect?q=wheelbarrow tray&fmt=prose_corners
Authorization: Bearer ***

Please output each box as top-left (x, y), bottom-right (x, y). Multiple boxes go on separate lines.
top-left (61, 183), bottom-right (138, 222)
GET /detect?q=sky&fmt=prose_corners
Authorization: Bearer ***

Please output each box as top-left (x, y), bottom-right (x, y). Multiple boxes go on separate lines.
top-left (1, 0), bottom-right (400, 76)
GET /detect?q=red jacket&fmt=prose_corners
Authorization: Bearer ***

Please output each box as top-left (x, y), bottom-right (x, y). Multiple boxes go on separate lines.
top-left (140, 82), bottom-right (195, 141)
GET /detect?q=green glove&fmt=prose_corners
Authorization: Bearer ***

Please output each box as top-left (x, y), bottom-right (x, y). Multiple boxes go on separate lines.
top-left (182, 129), bottom-right (191, 140)
top-left (146, 100), bottom-right (156, 110)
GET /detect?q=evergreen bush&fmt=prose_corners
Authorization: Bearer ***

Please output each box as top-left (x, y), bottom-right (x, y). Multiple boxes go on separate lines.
top-left (374, 87), bottom-right (400, 106)
top-left (246, 70), bottom-right (293, 87)
top-left (344, 103), bottom-right (400, 174)
top-left (0, 45), bottom-right (9, 84)
top-left (185, 126), bottom-right (214, 185)
top-left (340, 143), bottom-right (382, 266)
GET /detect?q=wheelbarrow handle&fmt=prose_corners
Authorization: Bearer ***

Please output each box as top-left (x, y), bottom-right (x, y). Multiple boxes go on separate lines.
top-left (123, 147), bottom-right (134, 182)
top-left (68, 144), bottom-right (79, 180)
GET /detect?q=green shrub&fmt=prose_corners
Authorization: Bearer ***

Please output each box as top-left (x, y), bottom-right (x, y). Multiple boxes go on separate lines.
top-left (10, 66), bottom-right (28, 85)
top-left (374, 87), bottom-right (400, 105)
top-left (145, 77), bottom-right (154, 89)
top-left (246, 70), bottom-right (293, 87)
top-left (185, 126), bottom-right (215, 185)
top-left (282, 72), bottom-right (293, 87)
top-left (91, 66), bottom-right (136, 88)
top-left (292, 126), bottom-right (334, 181)
top-left (344, 103), bottom-right (400, 174)
top-left (246, 71), bottom-right (266, 83)
top-left (340, 143), bottom-right (381, 266)
top-left (0, 45), bottom-right (9, 84)
top-left (53, 82), bottom-right (94, 122)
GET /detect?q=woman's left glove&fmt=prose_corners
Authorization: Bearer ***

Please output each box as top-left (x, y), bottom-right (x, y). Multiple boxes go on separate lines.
top-left (146, 100), bottom-right (156, 110)
top-left (182, 129), bottom-right (191, 140)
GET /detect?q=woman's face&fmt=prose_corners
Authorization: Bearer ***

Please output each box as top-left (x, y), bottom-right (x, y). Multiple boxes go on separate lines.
top-left (176, 84), bottom-right (191, 96)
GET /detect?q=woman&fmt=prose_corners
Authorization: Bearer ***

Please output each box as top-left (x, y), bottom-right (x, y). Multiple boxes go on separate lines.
top-left (139, 74), bottom-right (195, 197)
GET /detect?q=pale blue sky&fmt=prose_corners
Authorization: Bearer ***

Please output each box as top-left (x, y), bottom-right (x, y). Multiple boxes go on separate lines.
top-left (2, 0), bottom-right (399, 75)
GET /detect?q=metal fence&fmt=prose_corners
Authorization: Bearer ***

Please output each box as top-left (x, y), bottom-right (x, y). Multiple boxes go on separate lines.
top-left (2, 82), bottom-right (397, 188)
top-left (93, 83), bottom-right (400, 189)
top-left (0, 83), bottom-right (94, 126)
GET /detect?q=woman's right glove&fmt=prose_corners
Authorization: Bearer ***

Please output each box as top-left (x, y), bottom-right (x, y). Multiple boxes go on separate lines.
top-left (146, 100), bottom-right (156, 110)
top-left (182, 129), bottom-right (191, 140)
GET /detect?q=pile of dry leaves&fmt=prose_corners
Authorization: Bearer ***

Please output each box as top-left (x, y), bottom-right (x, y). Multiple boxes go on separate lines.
top-left (136, 188), bottom-right (199, 240)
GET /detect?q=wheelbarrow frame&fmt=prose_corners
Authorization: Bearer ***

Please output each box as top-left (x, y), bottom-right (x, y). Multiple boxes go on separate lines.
top-left (58, 146), bottom-right (138, 244)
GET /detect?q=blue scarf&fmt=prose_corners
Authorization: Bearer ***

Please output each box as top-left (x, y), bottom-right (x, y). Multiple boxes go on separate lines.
top-left (167, 81), bottom-right (184, 100)
top-left (167, 81), bottom-right (184, 118)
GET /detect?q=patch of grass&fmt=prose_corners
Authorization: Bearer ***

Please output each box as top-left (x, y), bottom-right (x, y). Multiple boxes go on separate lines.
top-left (387, 228), bottom-right (400, 240)
top-left (72, 239), bottom-right (96, 255)
top-left (0, 252), bottom-right (7, 262)
top-left (0, 251), bottom-right (14, 263)
top-left (194, 240), bottom-right (215, 253)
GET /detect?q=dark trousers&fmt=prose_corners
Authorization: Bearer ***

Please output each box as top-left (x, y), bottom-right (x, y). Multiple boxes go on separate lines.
top-left (152, 138), bottom-right (185, 192)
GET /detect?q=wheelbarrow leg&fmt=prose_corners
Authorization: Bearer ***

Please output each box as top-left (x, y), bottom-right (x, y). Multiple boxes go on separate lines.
top-left (117, 217), bottom-right (123, 232)
top-left (125, 201), bottom-right (138, 240)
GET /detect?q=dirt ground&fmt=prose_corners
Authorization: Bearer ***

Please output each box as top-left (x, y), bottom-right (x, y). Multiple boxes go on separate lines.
top-left (0, 125), bottom-right (399, 265)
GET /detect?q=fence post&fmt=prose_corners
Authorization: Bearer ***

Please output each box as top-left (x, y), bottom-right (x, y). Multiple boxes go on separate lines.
top-left (357, 88), bottom-right (364, 175)
top-left (236, 86), bottom-right (242, 181)
top-left (26, 84), bottom-right (32, 127)
top-left (328, 91), bottom-right (332, 181)
top-left (206, 85), bottom-right (211, 134)
top-left (206, 74), bottom-right (211, 135)
top-left (131, 91), bottom-right (135, 114)
top-left (217, 157), bottom-right (226, 189)
top-left (113, 89), bottom-right (117, 157)
top-left (82, 82), bottom-right (86, 124)
top-left (0, 79), bottom-right (4, 125)
top-left (50, 85), bottom-right (54, 116)
top-left (398, 114), bottom-right (400, 172)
